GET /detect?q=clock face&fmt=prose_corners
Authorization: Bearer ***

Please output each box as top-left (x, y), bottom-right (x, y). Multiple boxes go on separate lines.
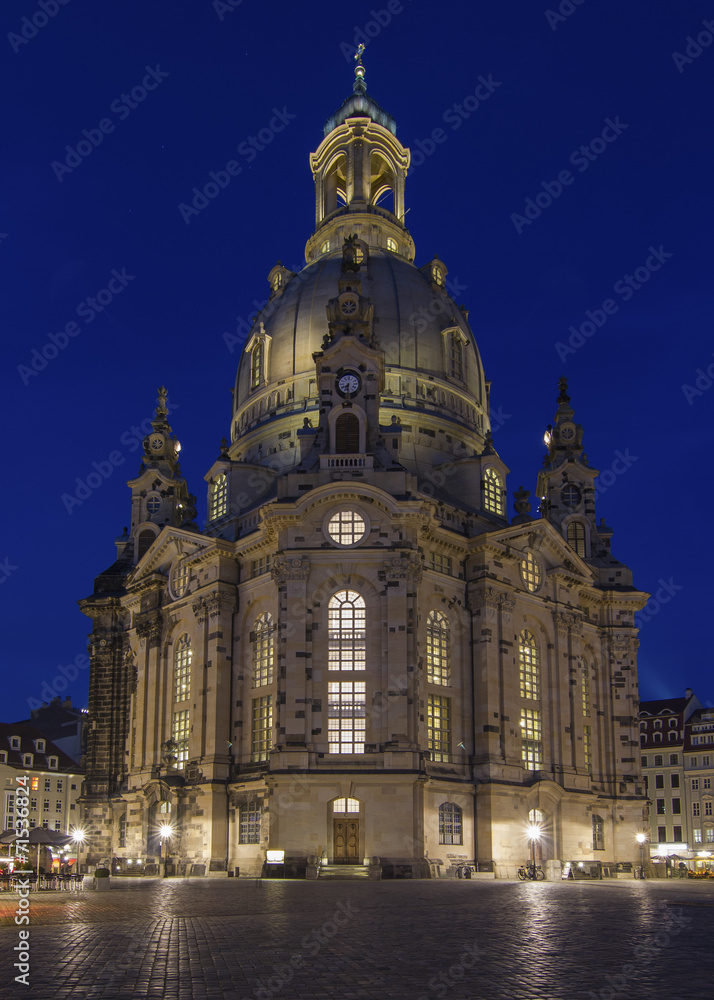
top-left (337, 372), bottom-right (360, 395)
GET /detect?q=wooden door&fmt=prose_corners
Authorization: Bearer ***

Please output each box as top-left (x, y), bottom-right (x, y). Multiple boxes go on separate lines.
top-left (333, 819), bottom-right (359, 863)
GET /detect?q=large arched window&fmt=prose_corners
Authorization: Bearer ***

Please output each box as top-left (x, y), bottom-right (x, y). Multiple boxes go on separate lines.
top-left (426, 610), bottom-right (450, 686)
top-left (335, 413), bottom-right (360, 453)
top-left (518, 630), bottom-right (539, 700)
top-left (592, 814), bottom-right (604, 851)
top-left (209, 474), bottom-right (227, 520)
top-left (328, 591), bottom-right (366, 671)
top-left (252, 613), bottom-right (274, 687)
top-left (173, 634), bottom-right (192, 703)
top-left (439, 803), bottom-right (463, 845)
top-left (567, 520), bottom-right (587, 557)
top-left (250, 341), bottom-right (263, 390)
top-left (449, 334), bottom-right (464, 380)
top-left (483, 468), bottom-right (504, 516)
top-left (136, 529), bottom-right (156, 560)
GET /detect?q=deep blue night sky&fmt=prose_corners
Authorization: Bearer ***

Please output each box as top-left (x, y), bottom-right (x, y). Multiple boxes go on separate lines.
top-left (2, 0), bottom-right (712, 721)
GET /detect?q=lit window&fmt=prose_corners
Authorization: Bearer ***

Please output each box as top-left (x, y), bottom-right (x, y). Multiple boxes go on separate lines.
top-left (171, 561), bottom-right (190, 599)
top-left (427, 695), bottom-right (450, 762)
top-left (252, 613), bottom-right (275, 687)
top-left (521, 552), bottom-right (541, 592)
top-left (438, 803), bottom-right (463, 845)
top-left (520, 709), bottom-right (542, 770)
top-left (707, 829), bottom-right (714, 843)
top-left (320, 240), bottom-right (330, 254)
top-left (529, 808), bottom-right (545, 825)
top-left (251, 696), bottom-right (272, 762)
top-left (386, 237), bottom-right (398, 252)
top-left (581, 662), bottom-right (591, 717)
top-left (328, 682), bottom-right (366, 753)
top-left (592, 815), bottom-right (604, 851)
top-left (31, 778), bottom-right (38, 791)
top-left (449, 334), bottom-right (463, 380)
top-left (251, 342), bottom-right (263, 390)
top-left (210, 474), bottom-right (228, 520)
top-left (327, 509), bottom-right (366, 546)
top-left (518, 630), bottom-right (539, 700)
top-left (432, 265), bottom-right (443, 285)
top-left (272, 272), bottom-right (283, 292)
top-left (694, 829), bottom-right (702, 843)
top-left (173, 634), bottom-right (192, 703)
top-left (567, 521), bottom-right (586, 557)
top-left (483, 468), bottom-right (504, 515)
top-left (172, 711), bottom-right (189, 768)
top-left (333, 797), bottom-right (360, 814)
top-left (328, 591), bottom-right (366, 671)
top-left (584, 725), bottom-right (592, 771)
top-left (426, 611), bottom-right (450, 686)
top-left (239, 802), bottom-right (261, 844)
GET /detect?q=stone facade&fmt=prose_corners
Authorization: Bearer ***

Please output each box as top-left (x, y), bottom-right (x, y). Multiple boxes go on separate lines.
top-left (79, 62), bottom-right (648, 878)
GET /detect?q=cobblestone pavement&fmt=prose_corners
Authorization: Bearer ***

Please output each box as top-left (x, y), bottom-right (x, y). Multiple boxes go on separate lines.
top-left (1, 877), bottom-right (713, 999)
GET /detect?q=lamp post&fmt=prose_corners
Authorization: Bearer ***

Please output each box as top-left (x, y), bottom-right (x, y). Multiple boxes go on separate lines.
top-left (527, 823), bottom-right (542, 873)
top-left (636, 832), bottom-right (647, 876)
top-left (71, 829), bottom-right (85, 874)
top-left (159, 824), bottom-right (173, 878)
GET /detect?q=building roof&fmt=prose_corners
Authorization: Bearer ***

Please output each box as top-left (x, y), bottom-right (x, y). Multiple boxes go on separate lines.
top-left (0, 723), bottom-right (84, 773)
top-left (639, 697), bottom-right (689, 716)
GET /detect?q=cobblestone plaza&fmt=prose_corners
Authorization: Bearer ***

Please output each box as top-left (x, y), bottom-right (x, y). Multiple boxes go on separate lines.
top-left (1, 878), bottom-right (712, 999)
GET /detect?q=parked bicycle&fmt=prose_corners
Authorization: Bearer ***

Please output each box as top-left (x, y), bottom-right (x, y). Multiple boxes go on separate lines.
top-left (517, 863), bottom-right (545, 881)
top-left (455, 862), bottom-right (476, 879)
top-left (633, 865), bottom-right (647, 879)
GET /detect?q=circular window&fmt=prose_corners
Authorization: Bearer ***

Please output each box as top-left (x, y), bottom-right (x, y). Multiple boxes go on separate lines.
top-left (561, 483), bottom-right (581, 508)
top-left (339, 294), bottom-right (359, 316)
top-left (521, 551), bottom-right (541, 593)
top-left (170, 560), bottom-right (190, 600)
top-left (326, 509), bottom-right (367, 546)
top-left (146, 495), bottom-right (161, 516)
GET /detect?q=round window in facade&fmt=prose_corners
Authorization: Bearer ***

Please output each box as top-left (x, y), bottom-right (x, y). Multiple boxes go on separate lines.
top-left (326, 509), bottom-right (367, 546)
top-left (521, 551), bottom-right (542, 593)
top-left (561, 483), bottom-right (581, 508)
top-left (146, 494), bottom-right (161, 516)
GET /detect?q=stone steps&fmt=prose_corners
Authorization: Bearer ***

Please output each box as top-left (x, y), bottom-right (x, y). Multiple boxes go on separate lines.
top-left (318, 864), bottom-right (370, 880)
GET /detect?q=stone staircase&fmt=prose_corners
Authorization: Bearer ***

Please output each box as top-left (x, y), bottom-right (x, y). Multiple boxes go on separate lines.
top-left (317, 863), bottom-right (371, 880)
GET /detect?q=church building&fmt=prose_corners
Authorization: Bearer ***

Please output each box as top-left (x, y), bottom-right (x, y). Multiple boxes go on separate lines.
top-left (79, 56), bottom-right (648, 879)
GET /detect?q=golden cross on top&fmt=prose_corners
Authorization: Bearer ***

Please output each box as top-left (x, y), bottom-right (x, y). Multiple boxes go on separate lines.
top-left (355, 43), bottom-right (365, 64)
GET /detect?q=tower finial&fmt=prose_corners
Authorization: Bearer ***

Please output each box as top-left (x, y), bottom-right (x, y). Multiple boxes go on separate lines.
top-left (353, 43), bottom-right (367, 94)
top-left (557, 375), bottom-right (570, 405)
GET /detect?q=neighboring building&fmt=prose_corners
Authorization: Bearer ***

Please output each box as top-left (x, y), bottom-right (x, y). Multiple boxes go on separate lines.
top-left (0, 723), bottom-right (84, 836)
top-left (640, 691), bottom-right (714, 872)
top-left (12, 697), bottom-right (88, 765)
top-left (79, 59), bottom-right (648, 878)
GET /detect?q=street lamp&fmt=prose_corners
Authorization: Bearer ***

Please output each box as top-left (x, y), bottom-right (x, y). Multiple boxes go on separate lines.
top-left (71, 829), bottom-right (85, 874)
top-left (636, 832), bottom-right (647, 876)
top-left (527, 823), bottom-right (542, 872)
top-left (159, 824), bottom-right (173, 878)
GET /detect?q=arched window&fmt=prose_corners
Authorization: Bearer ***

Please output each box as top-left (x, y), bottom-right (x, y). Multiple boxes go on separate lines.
top-left (592, 814), bottom-right (604, 851)
top-left (173, 634), bottom-right (192, 703)
top-left (483, 468), bottom-right (504, 516)
top-left (521, 552), bottom-right (541, 592)
top-left (239, 801), bottom-right (261, 844)
top-left (528, 808), bottom-right (545, 826)
top-left (449, 333), bottom-right (463, 380)
top-left (335, 413), bottom-right (360, 453)
top-left (581, 661), bottom-right (591, 717)
top-left (328, 591), bottom-right (366, 671)
top-left (209, 473), bottom-right (227, 520)
top-left (438, 803), bottom-right (462, 845)
top-left (250, 342), bottom-right (263, 390)
top-left (333, 797), bottom-right (360, 814)
top-left (426, 610), bottom-right (450, 686)
top-left (137, 529), bottom-right (155, 560)
top-left (252, 613), bottom-right (275, 687)
top-left (567, 521), bottom-right (587, 557)
top-left (518, 630), bottom-right (539, 700)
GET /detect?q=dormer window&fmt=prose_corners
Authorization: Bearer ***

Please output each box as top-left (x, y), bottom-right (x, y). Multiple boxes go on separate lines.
top-left (209, 473), bottom-right (228, 520)
top-left (386, 237), bottom-right (398, 252)
top-left (0, 751), bottom-right (6, 764)
top-left (449, 334), bottom-right (463, 380)
top-left (35, 739), bottom-right (45, 753)
top-left (23, 754), bottom-right (33, 768)
top-left (320, 240), bottom-right (330, 254)
top-left (483, 468), bottom-right (505, 516)
top-left (47, 757), bottom-right (58, 769)
top-left (567, 520), bottom-right (587, 557)
top-left (432, 264), bottom-right (444, 285)
top-left (251, 342), bottom-right (263, 390)
top-left (10, 736), bottom-right (20, 750)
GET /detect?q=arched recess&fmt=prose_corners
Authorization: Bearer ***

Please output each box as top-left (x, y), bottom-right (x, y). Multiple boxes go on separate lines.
top-left (324, 152), bottom-right (348, 216)
top-left (329, 405), bottom-right (366, 454)
top-left (370, 152), bottom-right (395, 212)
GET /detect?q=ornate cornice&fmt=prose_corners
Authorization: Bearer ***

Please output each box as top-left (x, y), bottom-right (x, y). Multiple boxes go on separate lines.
top-left (136, 613), bottom-right (163, 646)
top-left (381, 554), bottom-right (422, 583)
top-left (553, 609), bottom-right (584, 639)
top-left (271, 555), bottom-right (310, 585)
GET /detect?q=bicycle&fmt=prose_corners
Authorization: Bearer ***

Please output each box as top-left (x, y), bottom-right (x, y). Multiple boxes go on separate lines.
top-left (517, 863), bottom-right (545, 881)
top-left (455, 862), bottom-right (476, 879)
top-left (633, 865), bottom-right (646, 879)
